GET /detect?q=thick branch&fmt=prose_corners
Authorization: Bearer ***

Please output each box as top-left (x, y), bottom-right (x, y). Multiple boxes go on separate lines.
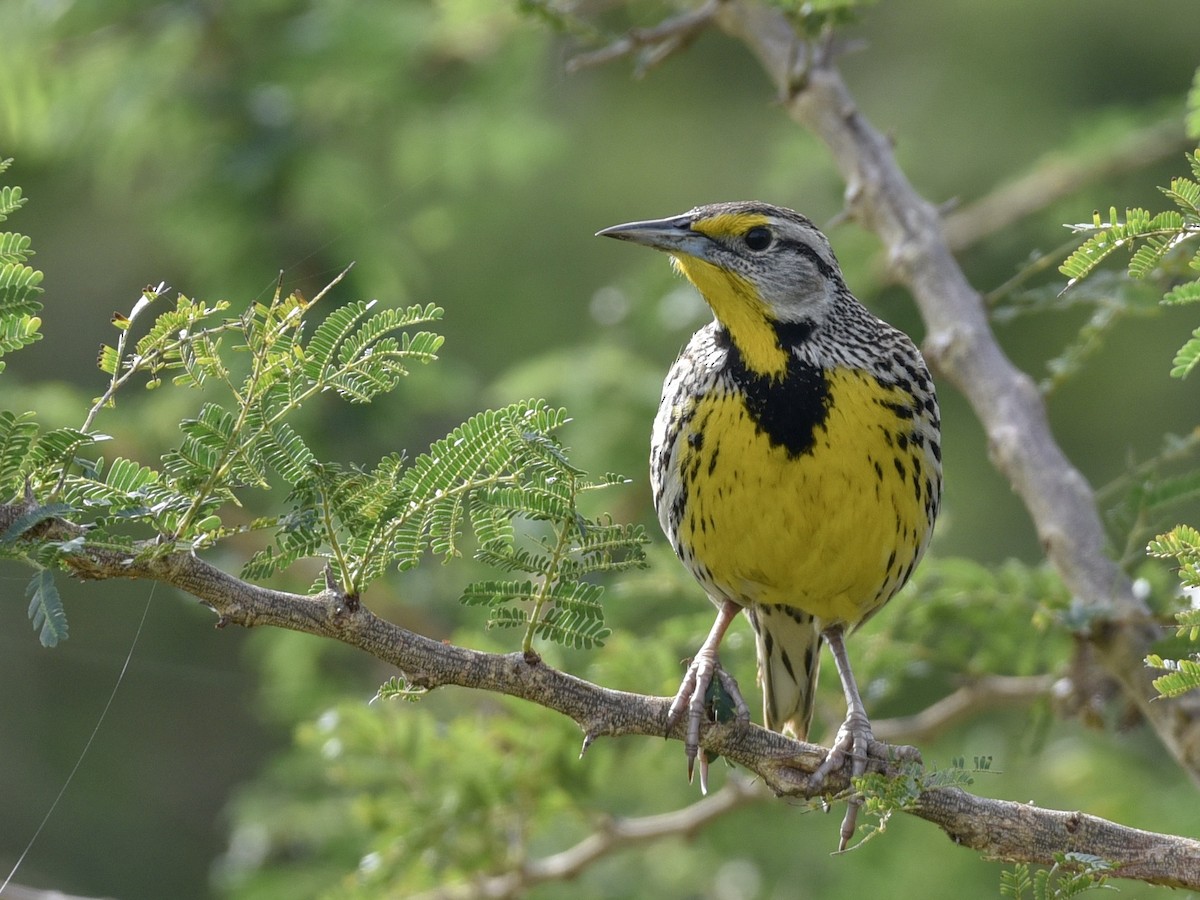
top-left (915, 788), bottom-right (1200, 889)
top-left (7, 503), bottom-right (1196, 890)
top-left (714, 1), bottom-right (1200, 782)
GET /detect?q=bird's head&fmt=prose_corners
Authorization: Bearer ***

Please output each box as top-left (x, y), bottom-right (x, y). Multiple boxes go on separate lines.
top-left (598, 201), bottom-right (847, 375)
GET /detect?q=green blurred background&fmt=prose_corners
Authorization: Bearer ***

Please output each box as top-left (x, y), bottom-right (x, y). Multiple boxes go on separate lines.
top-left (2, 1), bottom-right (1200, 897)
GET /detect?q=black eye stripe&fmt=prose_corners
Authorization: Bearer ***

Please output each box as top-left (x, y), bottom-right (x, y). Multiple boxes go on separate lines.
top-left (776, 238), bottom-right (840, 281)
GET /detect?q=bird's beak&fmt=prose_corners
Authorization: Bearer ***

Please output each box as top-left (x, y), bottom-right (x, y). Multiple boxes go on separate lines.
top-left (596, 214), bottom-right (711, 259)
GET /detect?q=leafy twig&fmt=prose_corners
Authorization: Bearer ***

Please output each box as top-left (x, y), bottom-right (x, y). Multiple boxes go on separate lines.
top-left (566, 0), bottom-right (720, 77)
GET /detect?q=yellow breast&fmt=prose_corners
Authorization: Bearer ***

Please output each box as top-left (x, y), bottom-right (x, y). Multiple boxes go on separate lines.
top-left (664, 365), bottom-right (937, 627)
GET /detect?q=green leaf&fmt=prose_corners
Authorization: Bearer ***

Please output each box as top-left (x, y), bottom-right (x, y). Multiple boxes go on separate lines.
top-left (163, 401), bottom-right (262, 493)
top-left (1162, 176), bottom-right (1200, 217)
top-left (533, 581), bottom-right (610, 649)
top-left (371, 675), bottom-right (427, 703)
top-left (0, 310), bottom-right (42, 358)
top-left (1000, 863), bottom-right (1033, 899)
top-left (1161, 279), bottom-right (1200, 305)
top-left (104, 456), bottom-right (162, 494)
top-left (304, 301), bottom-right (443, 403)
top-left (1147, 524), bottom-right (1200, 588)
top-left (303, 301), bottom-right (376, 381)
top-left (0, 232), bottom-right (34, 264)
top-left (1148, 523), bottom-right (1200, 558)
top-left (0, 260), bottom-right (44, 318)
top-left (31, 426), bottom-right (107, 471)
top-left (1170, 326), bottom-right (1200, 378)
top-left (97, 344), bottom-right (120, 375)
top-left (1, 501), bottom-right (74, 545)
top-left (459, 578), bottom-right (611, 649)
top-left (267, 423), bottom-right (317, 486)
top-left (385, 400), bottom-right (571, 572)
top-left (0, 184), bottom-right (28, 220)
top-left (0, 410), bottom-right (38, 493)
top-left (1172, 607), bottom-right (1200, 642)
top-left (460, 578), bottom-right (541, 608)
top-left (535, 608), bottom-right (611, 649)
top-left (573, 517), bottom-right (648, 575)
top-left (1127, 234), bottom-right (1174, 280)
top-left (26, 568), bottom-right (68, 647)
top-left (1146, 654), bottom-right (1200, 698)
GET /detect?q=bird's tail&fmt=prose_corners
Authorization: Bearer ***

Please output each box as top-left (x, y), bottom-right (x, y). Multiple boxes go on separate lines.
top-left (747, 604), bottom-right (823, 740)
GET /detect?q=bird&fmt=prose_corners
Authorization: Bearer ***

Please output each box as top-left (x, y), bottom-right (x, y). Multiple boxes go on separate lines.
top-left (597, 201), bottom-right (941, 849)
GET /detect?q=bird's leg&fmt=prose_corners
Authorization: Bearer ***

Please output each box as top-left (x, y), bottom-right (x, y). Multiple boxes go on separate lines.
top-left (666, 598), bottom-right (749, 792)
top-left (809, 624), bottom-right (873, 851)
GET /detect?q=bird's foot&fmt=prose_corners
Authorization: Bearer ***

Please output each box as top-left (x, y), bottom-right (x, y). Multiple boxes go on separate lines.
top-left (809, 708), bottom-right (874, 851)
top-left (666, 651), bottom-right (750, 794)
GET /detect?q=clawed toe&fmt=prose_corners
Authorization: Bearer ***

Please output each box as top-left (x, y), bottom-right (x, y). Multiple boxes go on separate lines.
top-left (808, 712), bottom-right (875, 851)
top-left (666, 651), bottom-right (749, 794)
top-left (665, 600), bottom-right (748, 792)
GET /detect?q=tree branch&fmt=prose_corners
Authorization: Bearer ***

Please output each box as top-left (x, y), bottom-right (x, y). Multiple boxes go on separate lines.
top-left (713, 0), bottom-right (1200, 783)
top-left (565, 0), bottom-right (720, 77)
top-left (7, 498), bottom-right (1199, 890)
top-left (914, 789), bottom-right (1200, 889)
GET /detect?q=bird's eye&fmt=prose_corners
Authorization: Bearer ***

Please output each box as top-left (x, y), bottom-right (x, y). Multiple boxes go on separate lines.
top-left (744, 226), bottom-right (773, 251)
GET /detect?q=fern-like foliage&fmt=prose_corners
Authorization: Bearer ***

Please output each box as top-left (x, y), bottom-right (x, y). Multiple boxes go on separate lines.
top-left (1145, 652), bottom-right (1200, 699)
top-left (0, 159), bottom-right (44, 373)
top-left (244, 400), bottom-right (647, 648)
top-left (1147, 524), bottom-right (1200, 588)
top-left (25, 568), bottom-right (68, 648)
top-left (1144, 526), bottom-right (1200, 698)
top-left (1060, 151), bottom-right (1200, 378)
top-left (1061, 145), bottom-right (1200, 700)
top-left (999, 855), bottom-right (1115, 900)
top-left (0, 173), bottom-right (645, 649)
top-left (371, 674), bottom-right (428, 703)
top-left (853, 757), bottom-right (993, 849)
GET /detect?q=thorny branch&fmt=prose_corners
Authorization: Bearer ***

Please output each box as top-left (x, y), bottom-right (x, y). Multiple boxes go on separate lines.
top-left (5, 499), bottom-right (1199, 890)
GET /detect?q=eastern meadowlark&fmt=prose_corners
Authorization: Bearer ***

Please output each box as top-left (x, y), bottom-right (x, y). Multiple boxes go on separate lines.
top-left (598, 202), bottom-right (941, 847)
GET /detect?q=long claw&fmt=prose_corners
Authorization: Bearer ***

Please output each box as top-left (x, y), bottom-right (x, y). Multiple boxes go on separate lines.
top-left (672, 638), bottom-right (724, 788)
top-left (812, 625), bottom-right (876, 851)
top-left (838, 799), bottom-right (861, 852)
top-left (666, 600), bottom-right (744, 784)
